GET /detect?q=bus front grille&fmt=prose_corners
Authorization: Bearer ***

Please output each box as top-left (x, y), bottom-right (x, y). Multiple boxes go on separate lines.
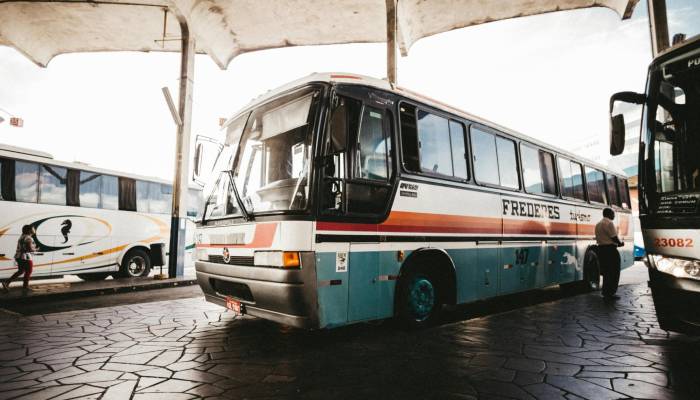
top-left (210, 278), bottom-right (255, 302)
top-left (208, 255), bottom-right (255, 267)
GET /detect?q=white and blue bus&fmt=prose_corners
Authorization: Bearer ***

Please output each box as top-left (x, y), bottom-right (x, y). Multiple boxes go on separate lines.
top-left (194, 73), bottom-right (634, 329)
top-left (0, 144), bottom-right (199, 282)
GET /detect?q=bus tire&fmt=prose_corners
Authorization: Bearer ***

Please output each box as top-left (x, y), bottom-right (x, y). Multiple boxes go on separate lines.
top-left (118, 248), bottom-right (152, 278)
top-left (77, 272), bottom-right (110, 281)
top-left (582, 249), bottom-right (601, 291)
top-left (396, 268), bottom-right (441, 329)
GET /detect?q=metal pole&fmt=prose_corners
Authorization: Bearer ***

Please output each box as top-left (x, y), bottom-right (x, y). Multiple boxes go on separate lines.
top-left (386, 0), bottom-right (397, 85)
top-left (168, 20), bottom-right (195, 278)
top-left (647, 0), bottom-right (670, 56)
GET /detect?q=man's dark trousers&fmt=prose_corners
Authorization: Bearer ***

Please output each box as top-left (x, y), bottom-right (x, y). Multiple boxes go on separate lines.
top-left (598, 245), bottom-right (621, 297)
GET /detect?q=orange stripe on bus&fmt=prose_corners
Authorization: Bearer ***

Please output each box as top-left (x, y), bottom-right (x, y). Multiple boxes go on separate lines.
top-left (196, 223), bottom-right (278, 249)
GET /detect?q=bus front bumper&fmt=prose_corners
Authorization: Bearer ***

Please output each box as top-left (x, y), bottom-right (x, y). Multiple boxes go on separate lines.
top-left (195, 252), bottom-right (319, 329)
top-left (648, 267), bottom-right (700, 335)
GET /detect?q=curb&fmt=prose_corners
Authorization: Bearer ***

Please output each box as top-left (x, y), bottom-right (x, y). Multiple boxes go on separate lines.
top-left (0, 278), bottom-right (199, 306)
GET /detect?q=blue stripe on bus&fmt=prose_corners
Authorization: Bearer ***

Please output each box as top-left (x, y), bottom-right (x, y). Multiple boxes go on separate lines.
top-left (316, 243), bottom-right (634, 328)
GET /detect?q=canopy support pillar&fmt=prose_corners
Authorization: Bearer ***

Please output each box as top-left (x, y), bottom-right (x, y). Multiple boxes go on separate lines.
top-left (386, 0), bottom-right (397, 85)
top-left (647, 0), bottom-right (669, 56)
top-left (168, 18), bottom-right (195, 278)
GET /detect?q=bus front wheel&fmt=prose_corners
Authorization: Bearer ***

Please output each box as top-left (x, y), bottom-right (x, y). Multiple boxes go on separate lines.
top-left (397, 269), bottom-right (441, 328)
top-left (118, 249), bottom-right (152, 278)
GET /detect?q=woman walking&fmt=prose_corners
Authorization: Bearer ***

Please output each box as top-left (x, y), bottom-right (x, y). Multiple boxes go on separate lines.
top-left (2, 225), bottom-right (36, 294)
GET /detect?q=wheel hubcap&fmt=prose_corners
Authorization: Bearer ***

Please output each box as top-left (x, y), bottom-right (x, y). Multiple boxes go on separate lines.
top-left (128, 256), bottom-right (146, 276)
top-left (408, 277), bottom-right (435, 321)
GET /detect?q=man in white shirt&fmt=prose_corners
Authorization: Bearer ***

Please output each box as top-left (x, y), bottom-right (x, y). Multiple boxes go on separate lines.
top-left (595, 208), bottom-right (624, 300)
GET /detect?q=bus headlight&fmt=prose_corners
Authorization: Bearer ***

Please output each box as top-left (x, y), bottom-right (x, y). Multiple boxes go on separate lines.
top-left (651, 255), bottom-right (700, 280)
top-left (254, 251), bottom-right (301, 268)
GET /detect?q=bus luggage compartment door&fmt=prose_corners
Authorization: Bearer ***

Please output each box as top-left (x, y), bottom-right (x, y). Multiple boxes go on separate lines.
top-left (347, 243), bottom-right (380, 322)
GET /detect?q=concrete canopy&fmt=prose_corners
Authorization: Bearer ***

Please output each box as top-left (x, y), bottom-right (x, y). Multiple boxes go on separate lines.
top-left (0, 0), bottom-right (640, 69)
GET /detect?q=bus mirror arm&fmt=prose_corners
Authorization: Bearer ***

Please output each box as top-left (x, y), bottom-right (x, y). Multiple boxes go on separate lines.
top-left (609, 92), bottom-right (646, 156)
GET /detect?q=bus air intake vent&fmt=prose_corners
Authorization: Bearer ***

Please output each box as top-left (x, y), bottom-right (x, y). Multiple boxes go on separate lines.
top-left (210, 279), bottom-right (255, 302)
top-left (208, 255), bottom-right (255, 266)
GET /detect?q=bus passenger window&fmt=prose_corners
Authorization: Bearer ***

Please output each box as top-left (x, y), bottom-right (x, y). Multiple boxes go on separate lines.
top-left (79, 171), bottom-right (101, 208)
top-left (558, 158), bottom-right (585, 200)
top-left (417, 111), bottom-right (452, 176)
top-left (585, 167), bottom-right (607, 204)
top-left (496, 137), bottom-right (519, 189)
top-left (356, 106), bottom-right (390, 180)
top-left (617, 178), bottom-right (630, 209)
top-left (471, 128), bottom-right (499, 186)
top-left (400, 104), bottom-right (419, 172)
top-left (102, 175), bottom-right (118, 210)
top-left (15, 161), bottom-right (39, 203)
top-left (0, 158), bottom-right (5, 200)
top-left (607, 175), bottom-right (621, 206)
top-left (450, 121), bottom-right (468, 180)
top-left (136, 180), bottom-right (150, 212)
top-left (521, 145), bottom-right (556, 195)
top-left (148, 182), bottom-right (171, 214)
top-left (39, 165), bottom-right (68, 205)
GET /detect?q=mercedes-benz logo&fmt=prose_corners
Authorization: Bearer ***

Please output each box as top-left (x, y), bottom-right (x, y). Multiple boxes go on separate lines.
top-left (222, 247), bottom-right (230, 264)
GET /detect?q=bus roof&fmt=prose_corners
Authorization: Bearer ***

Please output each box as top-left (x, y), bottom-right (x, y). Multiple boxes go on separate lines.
top-left (225, 72), bottom-right (627, 178)
top-left (0, 143), bottom-right (203, 188)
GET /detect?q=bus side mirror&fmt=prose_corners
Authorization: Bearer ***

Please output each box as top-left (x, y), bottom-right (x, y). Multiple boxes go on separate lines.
top-left (610, 114), bottom-right (626, 156)
top-left (609, 91), bottom-right (645, 156)
top-left (192, 135), bottom-right (223, 185)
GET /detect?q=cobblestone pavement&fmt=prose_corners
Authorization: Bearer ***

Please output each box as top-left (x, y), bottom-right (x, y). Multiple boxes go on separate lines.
top-left (1, 283), bottom-right (700, 400)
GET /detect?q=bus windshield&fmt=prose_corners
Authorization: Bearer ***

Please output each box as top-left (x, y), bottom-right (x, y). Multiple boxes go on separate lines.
top-left (203, 87), bottom-right (319, 220)
top-left (643, 48), bottom-right (700, 211)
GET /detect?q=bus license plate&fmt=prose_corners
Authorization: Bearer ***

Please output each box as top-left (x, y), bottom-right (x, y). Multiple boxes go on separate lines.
top-left (225, 297), bottom-right (244, 315)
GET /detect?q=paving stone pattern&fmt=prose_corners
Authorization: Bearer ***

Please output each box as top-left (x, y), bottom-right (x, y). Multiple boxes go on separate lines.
top-left (1, 283), bottom-right (700, 400)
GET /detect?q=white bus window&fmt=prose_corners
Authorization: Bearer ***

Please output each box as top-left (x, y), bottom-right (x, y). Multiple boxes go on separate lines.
top-left (149, 183), bottom-right (171, 214)
top-left (617, 178), bottom-right (630, 209)
top-left (585, 167), bottom-right (607, 204)
top-left (471, 128), bottom-right (499, 185)
top-left (607, 175), bottom-right (621, 206)
top-left (15, 161), bottom-right (39, 203)
top-left (102, 175), bottom-right (118, 210)
top-left (449, 120), bottom-right (468, 180)
top-left (521, 145), bottom-right (556, 195)
top-left (136, 180), bottom-right (150, 212)
top-left (40, 165), bottom-right (67, 205)
top-left (0, 159), bottom-right (4, 200)
top-left (79, 171), bottom-right (101, 208)
top-left (496, 137), bottom-right (519, 189)
top-left (417, 111), bottom-right (452, 176)
top-left (356, 106), bottom-right (390, 180)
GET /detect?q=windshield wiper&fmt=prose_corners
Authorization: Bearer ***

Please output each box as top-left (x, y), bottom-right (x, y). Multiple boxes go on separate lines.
top-left (227, 171), bottom-right (252, 221)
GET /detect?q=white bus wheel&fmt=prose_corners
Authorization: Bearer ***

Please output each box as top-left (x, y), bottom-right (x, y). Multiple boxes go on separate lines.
top-left (77, 273), bottom-right (110, 281)
top-left (118, 249), bottom-right (152, 278)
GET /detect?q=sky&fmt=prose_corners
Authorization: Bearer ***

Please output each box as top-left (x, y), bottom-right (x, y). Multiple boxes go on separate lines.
top-left (0, 1), bottom-right (698, 182)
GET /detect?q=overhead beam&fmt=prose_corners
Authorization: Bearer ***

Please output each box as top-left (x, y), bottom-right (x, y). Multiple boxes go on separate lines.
top-left (647, 0), bottom-right (669, 56)
top-left (386, 0), bottom-right (397, 85)
top-left (168, 15), bottom-right (195, 278)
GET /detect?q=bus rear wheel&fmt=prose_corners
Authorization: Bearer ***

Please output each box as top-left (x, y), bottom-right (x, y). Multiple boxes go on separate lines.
top-left (118, 249), bottom-right (152, 278)
top-left (397, 269), bottom-right (441, 328)
top-left (582, 249), bottom-right (601, 291)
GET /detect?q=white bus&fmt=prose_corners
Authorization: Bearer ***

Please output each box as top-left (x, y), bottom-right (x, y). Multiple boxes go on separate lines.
top-left (0, 144), bottom-right (199, 282)
top-left (610, 34), bottom-right (700, 334)
top-left (194, 73), bottom-right (634, 329)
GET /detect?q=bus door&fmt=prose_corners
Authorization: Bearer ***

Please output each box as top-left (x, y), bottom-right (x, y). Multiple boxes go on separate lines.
top-left (318, 88), bottom-right (397, 323)
top-left (31, 233), bottom-right (55, 277)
